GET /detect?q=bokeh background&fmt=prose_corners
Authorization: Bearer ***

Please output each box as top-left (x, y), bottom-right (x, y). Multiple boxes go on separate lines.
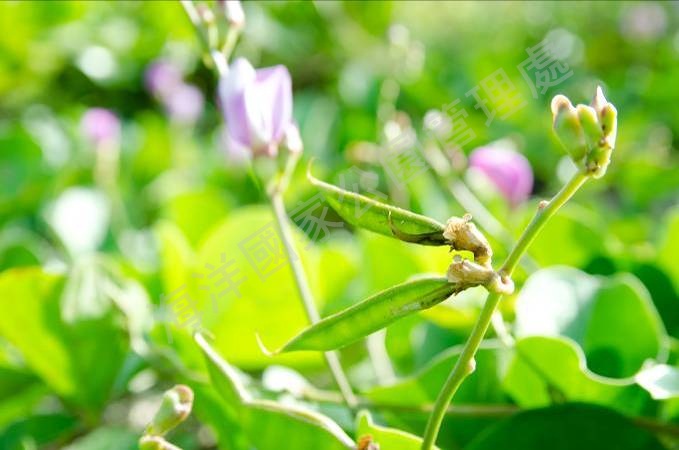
top-left (1, 1), bottom-right (678, 449)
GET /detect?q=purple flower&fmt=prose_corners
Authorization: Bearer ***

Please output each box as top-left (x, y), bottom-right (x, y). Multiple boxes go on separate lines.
top-left (145, 59), bottom-right (183, 98)
top-left (80, 108), bottom-right (120, 146)
top-left (468, 144), bottom-right (533, 206)
top-left (218, 58), bottom-right (293, 157)
top-left (164, 83), bottom-right (204, 125)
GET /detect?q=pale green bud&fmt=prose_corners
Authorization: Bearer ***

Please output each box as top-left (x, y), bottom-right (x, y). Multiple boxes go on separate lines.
top-left (139, 436), bottom-right (183, 450)
top-left (586, 112), bottom-right (615, 178)
top-left (551, 95), bottom-right (587, 162)
top-left (576, 104), bottom-right (601, 152)
top-left (145, 385), bottom-right (194, 437)
top-left (599, 102), bottom-right (618, 148)
top-left (586, 87), bottom-right (618, 178)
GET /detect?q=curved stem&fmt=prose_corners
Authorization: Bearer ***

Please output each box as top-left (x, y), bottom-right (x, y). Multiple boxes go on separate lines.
top-left (268, 190), bottom-right (358, 408)
top-left (421, 169), bottom-right (590, 450)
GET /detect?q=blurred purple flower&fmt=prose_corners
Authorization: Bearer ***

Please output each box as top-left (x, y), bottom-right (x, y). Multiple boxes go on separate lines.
top-left (468, 144), bottom-right (533, 206)
top-left (145, 59), bottom-right (183, 98)
top-left (80, 108), bottom-right (120, 146)
top-left (164, 83), bottom-right (204, 125)
top-left (218, 58), bottom-right (293, 157)
top-left (620, 3), bottom-right (667, 42)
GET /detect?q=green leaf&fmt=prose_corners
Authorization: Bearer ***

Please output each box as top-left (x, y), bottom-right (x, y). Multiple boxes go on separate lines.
top-left (502, 336), bottom-right (649, 415)
top-left (515, 267), bottom-right (665, 377)
top-left (365, 343), bottom-right (507, 406)
top-left (241, 401), bottom-right (354, 450)
top-left (635, 364), bottom-right (679, 400)
top-left (658, 205), bottom-right (679, 292)
top-left (0, 414), bottom-right (78, 450)
top-left (466, 403), bottom-right (664, 450)
top-left (0, 269), bottom-right (74, 397)
top-left (193, 206), bottom-right (325, 369)
top-left (0, 365), bottom-right (47, 430)
top-left (363, 344), bottom-right (509, 449)
top-left (355, 410), bottom-right (436, 450)
top-left (161, 188), bottom-right (232, 246)
top-left (308, 171), bottom-right (447, 245)
top-left (196, 334), bottom-right (355, 450)
top-left (0, 268), bottom-right (127, 410)
top-left (519, 206), bottom-right (603, 268)
top-left (63, 427), bottom-right (138, 450)
top-left (279, 276), bottom-right (460, 352)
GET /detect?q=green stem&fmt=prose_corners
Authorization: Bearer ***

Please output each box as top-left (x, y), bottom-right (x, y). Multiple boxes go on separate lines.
top-left (500, 170), bottom-right (588, 275)
top-left (420, 169), bottom-right (590, 450)
top-left (180, 0), bottom-right (229, 77)
top-left (268, 189), bottom-right (358, 408)
top-left (298, 389), bottom-right (679, 439)
top-left (422, 143), bottom-right (538, 272)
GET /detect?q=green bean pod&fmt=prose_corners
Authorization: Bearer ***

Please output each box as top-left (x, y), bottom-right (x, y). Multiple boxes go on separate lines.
top-left (308, 169), bottom-right (448, 246)
top-left (279, 277), bottom-right (463, 353)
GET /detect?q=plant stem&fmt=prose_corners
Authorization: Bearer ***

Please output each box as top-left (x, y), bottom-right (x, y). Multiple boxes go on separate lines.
top-left (422, 144), bottom-right (538, 273)
top-left (180, 0), bottom-right (229, 77)
top-left (297, 389), bottom-right (679, 439)
top-left (420, 169), bottom-right (590, 450)
top-left (268, 190), bottom-right (358, 408)
top-left (499, 170), bottom-right (588, 275)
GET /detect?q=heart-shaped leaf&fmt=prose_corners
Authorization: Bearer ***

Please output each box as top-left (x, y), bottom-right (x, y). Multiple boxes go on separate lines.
top-left (466, 403), bottom-right (664, 450)
top-left (515, 267), bottom-right (665, 377)
top-left (502, 336), bottom-right (649, 415)
top-left (196, 334), bottom-right (355, 450)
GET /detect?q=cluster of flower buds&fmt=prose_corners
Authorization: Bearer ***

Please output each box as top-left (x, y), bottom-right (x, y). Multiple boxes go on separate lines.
top-left (551, 86), bottom-right (618, 178)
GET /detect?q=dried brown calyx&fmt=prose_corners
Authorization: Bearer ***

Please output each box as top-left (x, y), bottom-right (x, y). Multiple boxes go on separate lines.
top-left (443, 214), bottom-right (493, 267)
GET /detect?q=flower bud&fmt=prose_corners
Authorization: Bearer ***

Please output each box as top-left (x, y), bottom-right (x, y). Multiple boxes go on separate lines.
top-left (599, 103), bottom-right (618, 148)
top-left (80, 108), bottom-right (120, 148)
top-left (139, 436), bottom-right (182, 450)
top-left (164, 83), bottom-right (204, 125)
top-left (145, 385), bottom-right (194, 437)
top-left (468, 142), bottom-right (533, 207)
top-left (219, 0), bottom-right (245, 29)
top-left (551, 95), bottom-right (586, 162)
top-left (145, 59), bottom-right (183, 99)
top-left (575, 104), bottom-right (600, 152)
top-left (283, 123), bottom-right (303, 154)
